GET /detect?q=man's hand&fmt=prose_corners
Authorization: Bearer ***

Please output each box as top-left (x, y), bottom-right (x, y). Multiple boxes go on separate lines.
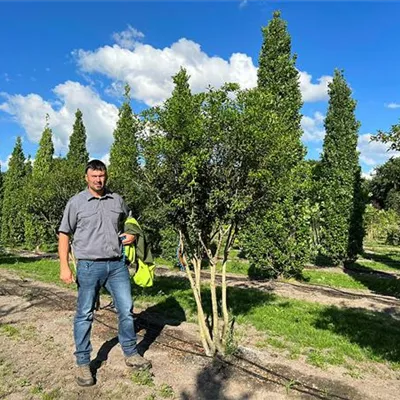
top-left (60, 264), bottom-right (75, 284)
top-left (120, 233), bottom-right (136, 245)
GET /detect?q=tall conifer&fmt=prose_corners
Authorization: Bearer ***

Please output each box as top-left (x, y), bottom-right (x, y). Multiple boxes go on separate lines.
top-left (25, 119), bottom-right (56, 249)
top-left (67, 109), bottom-right (89, 169)
top-left (33, 116), bottom-right (54, 178)
top-left (108, 84), bottom-right (141, 212)
top-left (318, 69), bottom-right (364, 264)
top-left (241, 10), bottom-right (310, 278)
top-left (1, 137), bottom-right (26, 245)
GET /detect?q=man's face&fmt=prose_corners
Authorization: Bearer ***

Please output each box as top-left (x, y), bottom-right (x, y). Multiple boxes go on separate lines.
top-left (85, 168), bottom-right (107, 194)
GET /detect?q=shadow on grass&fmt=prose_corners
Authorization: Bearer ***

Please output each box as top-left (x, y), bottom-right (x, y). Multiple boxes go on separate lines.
top-left (136, 275), bottom-right (277, 317)
top-left (344, 264), bottom-right (400, 299)
top-left (141, 276), bottom-right (276, 315)
top-left (0, 253), bottom-right (58, 265)
top-left (315, 306), bottom-right (400, 364)
top-left (360, 250), bottom-right (400, 272)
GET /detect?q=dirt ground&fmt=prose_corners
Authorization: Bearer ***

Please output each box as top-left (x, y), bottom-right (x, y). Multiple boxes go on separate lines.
top-left (1, 268), bottom-right (400, 400)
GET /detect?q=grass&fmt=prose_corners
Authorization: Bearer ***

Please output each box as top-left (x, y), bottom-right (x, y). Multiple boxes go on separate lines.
top-left (1, 252), bottom-right (400, 372)
top-left (0, 255), bottom-right (67, 285)
top-left (159, 383), bottom-right (175, 398)
top-left (300, 269), bottom-right (400, 296)
top-left (0, 324), bottom-right (20, 338)
top-left (130, 369), bottom-right (155, 387)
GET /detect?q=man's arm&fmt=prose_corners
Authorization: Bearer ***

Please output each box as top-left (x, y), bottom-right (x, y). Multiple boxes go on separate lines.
top-left (58, 232), bottom-right (75, 284)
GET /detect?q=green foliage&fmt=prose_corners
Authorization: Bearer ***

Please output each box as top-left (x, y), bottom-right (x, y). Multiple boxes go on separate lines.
top-left (25, 122), bottom-right (56, 249)
top-left (25, 159), bottom-right (72, 250)
top-left (108, 84), bottom-right (142, 214)
top-left (241, 10), bottom-right (310, 278)
top-left (66, 109), bottom-right (89, 169)
top-left (0, 169), bottom-right (3, 239)
top-left (372, 119), bottom-right (400, 151)
top-left (369, 157), bottom-right (400, 212)
top-left (257, 9), bottom-right (305, 166)
top-left (130, 369), bottom-right (154, 387)
top-left (142, 68), bottom-right (206, 251)
top-left (32, 119), bottom-right (54, 179)
top-left (159, 225), bottom-right (179, 262)
top-left (241, 171), bottom-right (313, 279)
top-left (158, 384), bottom-right (174, 398)
top-left (386, 227), bottom-right (400, 246)
top-left (142, 69), bottom-right (283, 263)
top-left (363, 204), bottom-right (398, 243)
top-left (318, 70), bottom-right (365, 264)
top-left (64, 109), bottom-right (89, 199)
top-left (1, 137), bottom-right (27, 246)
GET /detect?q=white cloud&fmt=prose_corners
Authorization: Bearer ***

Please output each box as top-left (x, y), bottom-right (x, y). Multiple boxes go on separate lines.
top-left (299, 71), bottom-right (332, 102)
top-left (385, 102), bottom-right (400, 109)
top-left (112, 25), bottom-right (145, 50)
top-left (301, 111), bottom-right (325, 142)
top-left (0, 81), bottom-right (119, 155)
top-left (362, 169), bottom-right (375, 180)
top-left (0, 154), bottom-right (11, 172)
top-left (357, 134), bottom-right (399, 168)
top-left (75, 37), bottom-right (331, 106)
top-left (101, 152), bottom-right (110, 166)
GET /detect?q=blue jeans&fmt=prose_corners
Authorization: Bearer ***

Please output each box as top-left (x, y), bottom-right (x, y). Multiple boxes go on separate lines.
top-left (74, 259), bottom-right (137, 366)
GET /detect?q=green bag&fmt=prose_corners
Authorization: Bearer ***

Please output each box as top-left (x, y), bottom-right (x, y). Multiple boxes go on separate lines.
top-left (123, 217), bottom-right (156, 288)
top-left (133, 259), bottom-right (156, 288)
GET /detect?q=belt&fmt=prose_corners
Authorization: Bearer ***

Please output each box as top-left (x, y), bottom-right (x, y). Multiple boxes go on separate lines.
top-left (78, 257), bottom-right (123, 262)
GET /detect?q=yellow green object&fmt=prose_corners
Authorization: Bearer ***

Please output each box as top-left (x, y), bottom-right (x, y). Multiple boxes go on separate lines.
top-left (124, 216), bottom-right (156, 288)
top-left (133, 259), bottom-right (156, 287)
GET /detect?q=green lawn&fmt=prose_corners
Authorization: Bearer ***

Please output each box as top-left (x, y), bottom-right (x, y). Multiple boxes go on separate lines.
top-left (298, 270), bottom-right (400, 298)
top-left (1, 253), bottom-right (400, 372)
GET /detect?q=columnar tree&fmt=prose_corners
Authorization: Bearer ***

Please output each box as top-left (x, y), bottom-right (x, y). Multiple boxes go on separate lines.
top-left (108, 84), bottom-right (142, 214)
top-left (257, 10), bottom-right (304, 165)
top-left (25, 119), bottom-right (57, 249)
top-left (240, 10), bottom-right (311, 278)
top-left (1, 137), bottom-right (27, 245)
top-left (33, 117), bottom-right (54, 178)
top-left (65, 109), bottom-right (89, 197)
top-left (67, 109), bottom-right (89, 169)
top-left (0, 166), bottom-right (3, 242)
top-left (318, 69), bottom-right (365, 264)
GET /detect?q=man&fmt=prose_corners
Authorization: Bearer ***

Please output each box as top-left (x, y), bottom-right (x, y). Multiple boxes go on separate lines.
top-left (58, 159), bottom-right (151, 387)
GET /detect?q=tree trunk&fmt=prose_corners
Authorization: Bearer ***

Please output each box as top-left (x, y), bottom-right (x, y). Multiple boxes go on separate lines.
top-left (209, 258), bottom-right (223, 353)
top-left (221, 225), bottom-right (234, 342)
top-left (184, 256), bottom-right (215, 356)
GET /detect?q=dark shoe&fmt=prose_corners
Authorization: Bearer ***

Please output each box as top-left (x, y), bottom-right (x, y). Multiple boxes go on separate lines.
top-left (125, 353), bottom-right (152, 370)
top-left (76, 364), bottom-right (95, 387)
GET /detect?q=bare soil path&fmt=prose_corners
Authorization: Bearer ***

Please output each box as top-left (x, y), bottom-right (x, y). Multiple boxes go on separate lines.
top-left (1, 269), bottom-right (400, 400)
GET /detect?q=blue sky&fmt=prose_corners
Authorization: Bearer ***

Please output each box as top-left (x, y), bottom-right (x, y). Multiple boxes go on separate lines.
top-left (1, 1), bottom-right (400, 176)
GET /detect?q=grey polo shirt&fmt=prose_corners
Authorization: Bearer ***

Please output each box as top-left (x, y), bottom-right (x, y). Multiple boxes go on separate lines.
top-left (58, 188), bottom-right (129, 260)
